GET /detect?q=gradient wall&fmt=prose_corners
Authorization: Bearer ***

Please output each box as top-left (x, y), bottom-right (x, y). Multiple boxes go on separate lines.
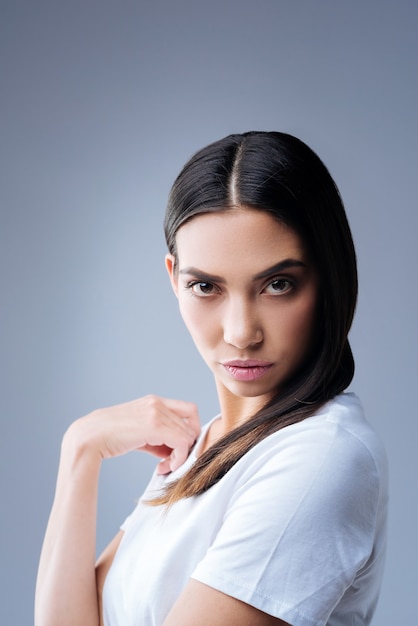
top-left (1, 1), bottom-right (417, 623)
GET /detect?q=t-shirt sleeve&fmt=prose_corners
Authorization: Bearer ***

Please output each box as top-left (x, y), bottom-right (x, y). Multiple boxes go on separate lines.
top-left (191, 421), bottom-right (381, 626)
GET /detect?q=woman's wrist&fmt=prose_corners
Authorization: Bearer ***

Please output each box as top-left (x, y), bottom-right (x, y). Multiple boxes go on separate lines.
top-left (60, 416), bottom-right (104, 477)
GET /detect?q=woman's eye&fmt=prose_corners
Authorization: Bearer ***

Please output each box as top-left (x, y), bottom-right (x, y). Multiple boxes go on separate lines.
top-left (190, 282), bottom-right (215, 296)
top-left (265, 278), bottom-right (292, 294)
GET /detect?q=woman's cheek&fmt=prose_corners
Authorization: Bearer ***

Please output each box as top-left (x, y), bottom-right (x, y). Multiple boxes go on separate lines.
top-left (179, 300), bottom-right (206, 338)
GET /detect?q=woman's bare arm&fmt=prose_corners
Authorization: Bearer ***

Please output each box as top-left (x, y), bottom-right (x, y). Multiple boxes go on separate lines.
top-left (35, 425), bottom-right (103, 626)
top-left (35, 395), bottom-right (200, 626)
top-left (163, 579), bottom-right (291, 626)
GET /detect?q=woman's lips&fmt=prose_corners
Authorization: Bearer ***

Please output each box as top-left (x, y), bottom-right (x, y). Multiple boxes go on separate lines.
top-left (222, 360), bottom-right (273, 382)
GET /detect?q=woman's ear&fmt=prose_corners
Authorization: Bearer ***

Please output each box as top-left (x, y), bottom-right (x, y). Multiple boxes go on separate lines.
top-left (165, 254), bottom-right (179, 297)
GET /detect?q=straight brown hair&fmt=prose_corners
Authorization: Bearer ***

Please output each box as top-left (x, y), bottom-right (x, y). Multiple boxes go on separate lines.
top-left (149, 131), bottom-right (357, 507)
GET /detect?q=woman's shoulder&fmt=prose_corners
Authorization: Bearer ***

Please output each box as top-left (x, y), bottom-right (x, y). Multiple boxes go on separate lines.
top-left (234, 392), bottom-right (388, 490)
top-left (309, 392), bottom-right (387, 469)
top-left (274, 393), bottom-right (384, 457)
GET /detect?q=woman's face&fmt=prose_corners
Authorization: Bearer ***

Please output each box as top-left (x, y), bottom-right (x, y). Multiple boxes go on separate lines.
top-left (166, 208), bottom-right (319, 406)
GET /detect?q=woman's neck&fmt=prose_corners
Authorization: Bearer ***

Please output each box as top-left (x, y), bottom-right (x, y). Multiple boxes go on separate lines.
top-left (200, 380), bottom-right (272, 449)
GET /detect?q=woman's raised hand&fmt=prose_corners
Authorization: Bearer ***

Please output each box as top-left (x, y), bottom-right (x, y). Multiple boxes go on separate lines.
top-left (65, 395), bottom-right (201, 474)
top-left (35, 394), bottom-right (200, 626)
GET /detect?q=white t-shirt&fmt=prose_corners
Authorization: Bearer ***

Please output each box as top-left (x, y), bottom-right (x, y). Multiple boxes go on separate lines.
top-left (103, 393), bottom-right (388, 626)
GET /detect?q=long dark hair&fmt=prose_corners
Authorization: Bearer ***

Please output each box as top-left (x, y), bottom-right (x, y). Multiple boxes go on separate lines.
top-left (150, 131), bottom-right (357, 506)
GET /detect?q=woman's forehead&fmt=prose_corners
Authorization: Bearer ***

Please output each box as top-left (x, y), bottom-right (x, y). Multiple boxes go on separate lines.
top-left (175, 209), bottom-right (307, 271)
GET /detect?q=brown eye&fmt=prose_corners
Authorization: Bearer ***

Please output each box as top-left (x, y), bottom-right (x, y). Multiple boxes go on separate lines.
top-left (265, 279), bottom-right (292, 294)
top-left (190, 282), bottom-right (215, 296)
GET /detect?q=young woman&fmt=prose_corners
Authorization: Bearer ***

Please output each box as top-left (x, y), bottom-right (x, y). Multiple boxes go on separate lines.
top-left (35, 131), bottom-right (388, 626)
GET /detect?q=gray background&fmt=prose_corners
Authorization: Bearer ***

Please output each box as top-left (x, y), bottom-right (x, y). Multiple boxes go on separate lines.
top-left (1, 1), bottom-right (417, 623)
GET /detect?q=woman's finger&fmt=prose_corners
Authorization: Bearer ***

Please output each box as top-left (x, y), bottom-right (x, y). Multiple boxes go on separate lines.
top-left (159, 397), bottom-right (201, 436)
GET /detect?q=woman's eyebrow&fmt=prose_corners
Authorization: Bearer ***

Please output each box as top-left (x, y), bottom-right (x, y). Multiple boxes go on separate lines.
top-left (179, 268), bottom-right (226, 283)
top-left (179, 259), bottom-right (306, 284)
top-left (253, 259), bottom-right (307, 280)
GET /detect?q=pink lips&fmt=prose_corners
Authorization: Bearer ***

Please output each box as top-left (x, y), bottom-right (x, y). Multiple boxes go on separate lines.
top-left (222, 360), bottom-right (273, 382)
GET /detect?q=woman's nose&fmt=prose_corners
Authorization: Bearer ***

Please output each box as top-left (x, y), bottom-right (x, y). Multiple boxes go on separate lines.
top-left (223, 297), bottom-right (263, 349)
